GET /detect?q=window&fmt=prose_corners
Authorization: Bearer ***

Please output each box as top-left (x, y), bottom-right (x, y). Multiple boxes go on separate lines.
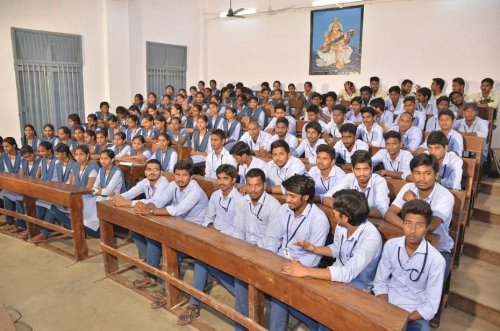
top-left (146, 42), bottom-right (187, 97)
top-left (12, 28), bottom-right (85, 135)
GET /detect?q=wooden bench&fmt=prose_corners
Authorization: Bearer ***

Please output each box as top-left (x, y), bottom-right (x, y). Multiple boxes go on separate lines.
top-left (97, 201), bottom-right (409, 330)
top-left (117, 161), bottom-right (146, 187)
top-left (0, 173), bottom-right (91, 261)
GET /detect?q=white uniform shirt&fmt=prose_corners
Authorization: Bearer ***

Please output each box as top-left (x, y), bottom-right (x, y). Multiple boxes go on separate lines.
top-left (266, 134), bottom-right (299, 153)
top-left (333, 139), bottom-right (369, 164)
top-left (293, 138), bottom-right (327, 164)
top-left (203, 187), bottom-right (242, 235)
top-left (372, 149), bottom-right (413, 179)
top-left (357, 123), bottom-right (384, 147)
top-left (266, 156), bottom-right (307, 191)
top-left (121, 176), bottom-right (170, 207)
top-left (205, 148), bottom-right (237, 179)
top-left (237, 157), bottom-right (269, 184)
top-left (239, 131), bottom-right (272, 152)
top-left (307, 165), bottom-right (346, 201)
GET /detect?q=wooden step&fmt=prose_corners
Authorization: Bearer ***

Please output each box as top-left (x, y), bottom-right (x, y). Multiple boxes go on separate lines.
top-left (473, 193), bottom-right (500, 226)
top-left (480, 178), bottom-right (500, 196)
top-left (439, 307), bottom-right (500, 331)
top-left (463, 221), bottom-right (500, 266)
top-left (450, 256), bottom-right (500, 327)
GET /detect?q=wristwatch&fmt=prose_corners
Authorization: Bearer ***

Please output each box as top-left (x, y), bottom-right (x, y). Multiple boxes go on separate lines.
top-left (149, 208), bottom-right (155, 215)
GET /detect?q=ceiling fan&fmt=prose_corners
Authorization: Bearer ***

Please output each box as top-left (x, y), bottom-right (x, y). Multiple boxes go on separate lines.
top-left (224, 0), bottom-right (246, 18)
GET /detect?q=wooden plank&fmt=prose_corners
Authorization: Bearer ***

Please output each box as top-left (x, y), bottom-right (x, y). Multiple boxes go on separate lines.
top-left (163, 244), bottom-right (182, 308)
top-left (248, 284), bottom-right (265, 326)
top-left (69, 194), bottom-right (88, 261)
top-left (99, 217), bottom-right (119, 274)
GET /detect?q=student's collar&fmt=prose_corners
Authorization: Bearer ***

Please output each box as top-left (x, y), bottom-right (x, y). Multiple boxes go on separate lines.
top-left (287, 203), bottom-right (312, 219)
top-left (354, 174), bottom-right (373, 191)
top-left (398, 236), bottom-right (428, 255)
top-left (347, 221), bottom-right (368, 241)
top-left (223, 187), bottom-right (238, 199)
top-left (412, 183), bottom-right (437, 203)
top-left (245, 191), bottom-right (267, 205)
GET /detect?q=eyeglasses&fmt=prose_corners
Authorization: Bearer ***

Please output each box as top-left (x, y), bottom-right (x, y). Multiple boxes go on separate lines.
top-left (146, 168), bottom-right (161, 173)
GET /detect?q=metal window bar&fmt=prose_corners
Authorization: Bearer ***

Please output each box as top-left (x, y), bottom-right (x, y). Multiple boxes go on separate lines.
top-left (146, 42), bottom-right (187, 98)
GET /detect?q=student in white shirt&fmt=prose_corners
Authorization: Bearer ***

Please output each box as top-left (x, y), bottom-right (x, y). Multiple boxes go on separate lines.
top-left (239, 120), bottom-right (272, 156)
top-left (304, 105), bottom-right (328, 138)
top-left (453, 103), bottom-right (490, 163)
top-left (424, 96), bottom-right (451, 132)
top-left (431, 78), bottom-right (447, 101)
top-left (385, 153), bottom-right (455, 276)
top-left (308, 144), bottom-right (345, 202)
top-left (262, 175), bottom-right (330, 331)
top-left (359, 86), bottom-right (375, 108)
top-left (320, 92), bottom-right (337, 123)
top-left (416, 87), bottom-right (437, 117)
top-left (205, 129), bottom-right (237, 179)
top-left (468, 77), bottom-right (499, 109)
top-left (372, 130), bottom-right (413, 180)
top-left (177, 164), bottom-right (243, 325)
top-left (370, 76), bottom-right (388, 98)
top-left (324, 104), bottom-right (352, 140)
top-left (266, 117), bottom-right (299, 153)
top-left (385, 86), bottom-right (404, 115)
top-left (346, 97), bottom-right (363, 124)
top-left (374, 199), bottom-right (445, 331)
top-left (229, 141), bottom-right (268, 185)
top-left (418, 110), bottom-right (464, 157)
top-left (324, 150), bottom-right (390, 218)
top-left (265, 103), bottom-right (296, 136)
top-left (333, 123), bottom-right (369, 166)
top-left (371, 97), bottom-right (394, 131)
top-left (265, 140), bottom-right (307, 194)
top-left (357, 107), bottom-right (384, 147)
top-left (112, 159), bottom-right (170, 289)
top-left (294, 121), bottom-right (327, 164)
top-left (398, 96), bottom-right (426, 132)
top-left (389, 112), bottom-right (423, 153)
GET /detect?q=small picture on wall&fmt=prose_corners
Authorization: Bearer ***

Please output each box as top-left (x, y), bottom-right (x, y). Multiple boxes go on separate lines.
top-left (310, 5), bottom-right (364, 75)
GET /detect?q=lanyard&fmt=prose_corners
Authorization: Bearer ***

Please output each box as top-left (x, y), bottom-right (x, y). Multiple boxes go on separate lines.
top-left (285, 213), bottom-right (306, 248)
top-left (397, 240), bottom-right (428, 282)
top-left (387, 154), bottom-right (400, 172)
top-left (276, 166), bottom-right (288, 182)
top-left (218, 196), bottom-right (232, 213)
top-left (320, 176), bottom-right (332, 192)
top-left (440, 164), bottom-right (447, 179)
top-left (363, 129), bottom-right (374, 142)
top-left (249, 194), bottom-right (266, 222)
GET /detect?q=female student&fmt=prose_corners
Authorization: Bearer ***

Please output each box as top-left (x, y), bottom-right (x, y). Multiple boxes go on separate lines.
top-left (186, 104), bottom-right (201, 129)
top-left (134, 93), bottom-right (146, 112)
top-left (95, 131), bottom-right (111, 156)
top-left (149, 132), bottom-right (178, 172)
top-left (55, 127), bottom-right (74, 150)
top-left (86, 113), bottom-right (99, 132)
top-left (190, 115), bottom-right (212, 165)
top-left (116, 135), bottom-right (151, 162)
top-left (110, 132), bottom-right (131, 158)
top-left (224, 107), bottom-right (241, 149)
top-left (96, 101), bottom-right (112, 124)
top-left (22, 124), bottom-right (41, 150)
top-left (83, 130), bottom-right (99, 158)
top-left (139, 114), bottom-right (159, 141)
top-left (67, 113), bottom-right (84, 135)
top-left (154, 115), bottom-right (167, 134)
top-left (73, 126), bottom-right (86, 146)
top-left (115, 106), bottom-right (129, 129)
top-left (171, 104), bottom-right (187, 127)
top-left (167, 117), bottom-right (191, 147)
top-left (107, 114), bottom-right (125, 143)
top-left (125, 115), bottom-right (142, 142)
top-left (43, 124), bottom-right (60, 146)
top-left (0, 137), bottom-right (23, 231)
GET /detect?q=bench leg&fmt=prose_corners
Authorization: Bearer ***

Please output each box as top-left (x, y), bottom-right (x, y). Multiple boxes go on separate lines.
top-left (162, 245), bottom-right (181, 308)
top-left (100, 219), bottom-right (119, 274)
top-left (69, 195), bottom-right (89, 261)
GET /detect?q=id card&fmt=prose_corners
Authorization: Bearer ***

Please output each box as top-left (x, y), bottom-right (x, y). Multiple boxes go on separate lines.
top-left (283, 247), bottom-right (292, 260)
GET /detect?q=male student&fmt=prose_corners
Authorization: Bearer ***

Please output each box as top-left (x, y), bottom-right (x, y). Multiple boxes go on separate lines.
top-left (427, 131), bottom-right (463, 190)
top-left (112, 159), bottom-right (170, 288)
top-left (265, 103), bottom-right (297, 135)
top-left (374, 199), bottom-right (446, 331)
top-left (176, 164), bottom-right (242, 325)
top-left (468, 77), bottom-right (499, 109)
top-left (325, 104), bottom-right (352, 139)
top-left (324, 150), bottom-right (390, 218)
top-left (134, 160), bottom-right (209, 308)
top-left (205, 129), bottom-right (237, 179)
top-left (453, 103), bottom-right (489, 163)
top-left (451, 77), bottom-right (468, 101)
top-left (385, 154), bottom-right (454, 275)
top-left (430, 78), bottom-right (446, 101)
top-left (293, 121), bottom-right (327, 164)
top-left (320, 92), bottom-right (338, 122)
top-left (370, 76), bottom-right (388, 98)
top-left (333, 123), bottom-right (369, 166)
top-left (265, 140), bottom-right (307, 194)
top-left (239, 120), bottom-right (272, 156)
top-left (307, 144), bottom-right (345, 202)
top-left (359, 86), bottom-right (374, 107)
top-left (372, 131), bottom-right (413, 180)
top-left (371, 97), bottom-right (394, 131)
top-left (419, 110), bottom-right (464, 157)
top-left (385, 86), bottom-right (404, 115)
top-left (357, 107), bottom-right (384, 147)
top-left (262, 174), bottom-right (330, 331)
top-left (229, 141), bottom-right (268, 184)
top-left (400, 96), bottom-right (426, 131)
top-left (449, 91), bottom-right (465, 119)
top-left (303, 105), bottom-right (328, 138)
top-left (416, 87), bottom-right (437, 117)
top-left (424, 96), bottom-right (450, 132)
top-left (266, 117), bottom-right (299, 153)
top-left (232, 168), bottom-right (282, 331)
top-left (401, 79), bottom-right (414, 98)
top-left (390, 112), bottom-right (423, 153)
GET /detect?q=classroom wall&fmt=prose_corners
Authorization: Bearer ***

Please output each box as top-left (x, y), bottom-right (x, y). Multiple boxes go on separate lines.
top-left (204, 0), bottom-right (500, 146)
top-left (0, 0), bottom-right (200, 140)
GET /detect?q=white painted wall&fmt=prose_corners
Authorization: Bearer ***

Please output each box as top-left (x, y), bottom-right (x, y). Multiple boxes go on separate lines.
top-left (205, 0), bottom-right (500, 146)
top-left (0, 0), bottom-right (200, 140)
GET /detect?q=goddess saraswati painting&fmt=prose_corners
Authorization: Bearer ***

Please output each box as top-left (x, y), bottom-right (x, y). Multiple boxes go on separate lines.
top-left (310, 6), bottom-right (364, 75)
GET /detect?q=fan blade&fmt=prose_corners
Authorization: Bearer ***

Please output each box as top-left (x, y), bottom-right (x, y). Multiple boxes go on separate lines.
top-left (233, 7), bottom-right (245, 15)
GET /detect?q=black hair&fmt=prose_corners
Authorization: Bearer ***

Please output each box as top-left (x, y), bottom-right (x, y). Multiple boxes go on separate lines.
top-left (148, 103), bottom-right (158, 111)
top-left (274, 89), bottom-right (283, 95)
top-left (157, 132), bottom-right (171, 146)
top-left (68, 113), bottom-right (82, 125)
top-left (115, 106), bottom-right (128, 115)
top-left (316, 144), bottom-right (335, 159)
top-left (198, 114), bottom-right (209, 124)
top-left (3, 137), bottom-right (20, 151)
top-left (216, 164), bottom-right (238, 179)
top-left (383, 130), bottom-right (402, 142)
top-left (23, 124), bottom-right (38, 145)
top-left (143, 114), bottom-right (154, 122)
top-left (311, 92), bottom-right (322, 100)
top-left (282, 174), bottom-right (315, 204)
top-left (100, 149), bottom-right (116, 160)
top-left (388, 85), bottom-right (401, 94)
top-left (307, 105), bottom-right (320, 114)
top-left (432, 78), bottom-right (445, 90)
top-left (401, 199), bottom-right (433, 226)
top-left (74, 125), bottom-right (85, 133)
top-left (452, 77), bottom-right (465, 86)
top-left (87, 113), bottom-right (98, 121)
top-left (427, 131), bottom-right (449, 147)
top-left (360, 107), bottom-right (376, 117)
top-left (359, 86), bottom-right (373, 94)
top-left (333, 104), bottom-right (347, 113)
top-left (351, 150), bottom-right (372, 168)
top-left (304, 81), bottom-right (312, 88)
top-left (401, 79), bottom-right (413, 86)
top-left (325, 91), bottom-right (337, 101)
top-left (128, 114), bottom-right (139, 125)
top-left (230, 141), bottom-right (251, 156)
top-left (211, 129), bottom-right (226, 140)
top-left (436, 96), bottom-right (450, 105)
top-left (58, 126), bottom-right (71, 136)
top-left (417, 88), bottom-right (431, 100)
top-left (198, 80), bottom-right (206, 86)
top-left (481, 78), bottom-right (494, 86)
top-left (463, 102), bottom-right (478, 112)
top-left (276, 117), bottom-right (289, 127)
top-left (270, 140), bottom-right (290, 154)
top-left (249, 96), bottom-right (259, 103)
top-left (410, 153), bottom-right (439, 174)
top-left (74, 144), bottom-right (90, 155)
top-left (85, 130), bottom-right (96, 140)
top-left (114, 132), bottom-right (126, 141)
top-left (132, 135), bottom-right (146, 144)
top-left (404, 96), bottom-right (416, 104)
top-left (54, 142), bottom-right (74, 159)
top-left (170, 116), bottom-right (181, 124)
top-left (44, 123), bottom-right (55, 131)
top-left (100, 101), bottom-right (110, 109)
top-left (274, 103), bottom-right (286, 112)
top-left (339, 123), bottom-right (357, 136)
top-left (21, 145), bottom-right (34, 155)
top-left (438, 109), bottom-right (455, 120)
top-left (174, 159), bottom-right (193, 174)
top-left (305, 121), bottom-right (322, 135)
top-left (134, 94), bottom-right (144, 102)
top-left (148, 92), bottom-right (157, 99)
top-left (370, 76), bottom-right (380, 83)
top-left (370, 98), bottom-right (385, 110)
top-left (146, 158), bottom-right (162, 169)
top-left (332, 189), bottom-right (369, 226)
top-left (351, 96), bottom-right (362, 104)
top-left (246, 168), bottom-right (266, 182)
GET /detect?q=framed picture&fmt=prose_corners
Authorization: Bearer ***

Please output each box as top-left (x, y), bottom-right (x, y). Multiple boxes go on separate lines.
top-left (309, 5), bottom-right (364, 75)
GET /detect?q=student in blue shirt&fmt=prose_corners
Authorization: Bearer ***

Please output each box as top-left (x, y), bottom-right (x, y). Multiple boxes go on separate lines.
top-left (390, 112), bottom-right (423, 153)
top-left (346, 96), bottom-right (363, 124)
top-left (110, 132), bottom-right (131, 158)
top-left (140, 114), bottom-right (159, 142)
top-left (357, 107), bottom-right (384, 147)
top-left (22, 124), bottom-right (40, 150)
top-left (117, 135), bottom-right (151, 162)
top-left (167, 117), bottom-right (191, 148)
top-left (398, 96), bottom-right (426, 132)
top-left (372, 97), bottom-right (394, 131)
top-left (125, 115), bottom-right (142, 142)
top-left (149, 133), bottom-right (178, 172)
top-left (67, 113), bottom-right (84, 136)
top-left (0, 137), bottom-right (23, 232)
top-left (385, 86), bottom-right (404, 115)
top-left (57, 126), bottom-right (76, 152)
top-left (324, 104), bottom-right (352, 140)
top-left (416, 87), bottom-right (437, 117)
top-left (419, 110), bottom-right (463, 157)
top-left (43, 124), bottom-right (60, 147)
top-left (372, 131), bottom-right (413, 180)
top-left (333, 123), bottom-right (369, 167)
top-left (453, 103), bottom-right (490, 163)
top-left (95, 101), bottom-right (113, 127)
top-left (374, 199), bottom-right (445, 331)
top-left (294, 121), bottom-right (327, 164)
top-left (307, 144), bottom-right (345, 202)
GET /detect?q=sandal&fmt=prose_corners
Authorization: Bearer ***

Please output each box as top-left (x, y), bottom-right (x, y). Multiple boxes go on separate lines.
top-left (132, 277), bottom-right (157, 289)
top-left (9, 226), bottom-right (24, 233)
top-left (176, 304), bottom-right (200, 325)
top-left (18, 230), bottom-right (29, 240)
top-left (150, 292), bottom-right (167, 309)
top-left (28, 234), bottom-right (48, 243)
top-left (151, 288), bottom-right (166, 299)
top-left (0, 223), bottom-right (16, 231)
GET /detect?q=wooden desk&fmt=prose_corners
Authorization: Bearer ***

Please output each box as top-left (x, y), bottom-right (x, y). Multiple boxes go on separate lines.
top-left (117, 162), bottom-right (146, 187)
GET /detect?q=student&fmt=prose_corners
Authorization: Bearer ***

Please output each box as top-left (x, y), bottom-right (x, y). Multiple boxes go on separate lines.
top-left (167, 117), bottom-right (191, 148)
top-left (282, 189), bottom-right (382, 294)
top-left (110, 132), bottom-right (131, 158)
top-left (43, 124), bottom-right (60, 146)
top-left (416, 87), bottom-right (437, 117)
top-left (419, 110), bottom-right (463, 157)
top-left (371, 97), bottom-right (394, 131)
top-left (57, 126), bottom-right (77, 152)
top-left (338, 81), bottom-right (359, 102)
top-left (374, 199), bottom-right (446, 331)
top-left (147, 92), bottom-right (158, 108)
top-left (67, 113), bottom-right (84, 135)
top-left (207, 101), bottom-right (224, 130)
top-left (357, 107), bottom-right (384, 147)
top-left (34, 141), bottom-right (59, 224)
top-left (190, 115), bottom-right (212, 165)
top-left (115, 106), bottom-right (129, 129)
top-left (107, 114), bottom-right (125, 142)
top-left (346, 96), bottom-right (363, 124)
top-left (324, 150), bottom-right (390, 218)
top-left (209, 79), bottom-right (220, 97)
top-left (399, 96), bottom-right (426, 131)
top-left (320, 92), bottom-right (337, 122)
top-left (117, 135), bottom-right (151, 162)
top-left (147, 133), bottom-right (177, 172)
top-left (177, 164), bottom-right (243, 325)
top-left (229, 142), bottom-right (268, 185)
top-left (86, 113), bottom-right (99, 132)
top-left (262, 174), bottom-right (330, 331)
top-left (294, 121), bottom-right (327, 164)
top-left (359, 86), bottom-right (375, 107)
top-left (325, 104), bottom-right (352, 139)
top-left (170, 103), bottom-right (187, 127)
top-left (266, 117), bottom-right (299, 153)
top-left (307, 144), bottom-right (345, 202)
top-left (424, 96), bottom-right (450, 132)
top-left (84, 130), bottom-right (99, 158)
top-left (372, 131), bottom-right (413, 180)
top-left (205, 129), bottom-right (237, 179)
top-left (233, 94), bottom-right (249, 116)
top-left (245, 96), bottom-right (266, 128)
top-left (265, 140), bottom-right (307, 194)
top-left (385, 86), bottom-right (404, 115)
top-left (430, 78), bottom-right (446, 101)
top-left (73, 125), bottom-right (86, 147)
top-left (370, 76), bottom-right (388, 98)
top-left (95, 130), bottom-right (111, 155)
top-left (389, 112), bottom-right (423, 153)
top-left (139, 114), bottom-right (159, 141)
top-left (112, 159), bottom-right (170, 289)
top-left (0, 138), bottom-right (23, 232)
top-left (223, 107), bottom-right (241, 149)
top-left (302, 81), bottom-right (314, 107)
top-left (449, 91), bottom-right (465, 119)
top-left (333, 123), bottom-right (369, 165)
top-left (22, 124), bottom-right (40, 150)
top-left (265, 103), bottom-right (296, 136)
top-left (96, 101), bottom-right (113, 125)
top-left (385, 154), bottom-right (454, 275)
top-left (468, 77), bottom-right (499, 109)
top-left (92, 149), bottom-right (125, 198)
top-left (453, 103), bottom-right (489, 162)
top-left (133, 93), bottom-right (146, 112)
top-left (401, 79), bottom-right (415, 99)
top-left (239, 121), bottom-right (272, 155)
top-left (303, 105), bottom-right (328, 138)
top-left (125, 115), bottom-right (142, 142)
